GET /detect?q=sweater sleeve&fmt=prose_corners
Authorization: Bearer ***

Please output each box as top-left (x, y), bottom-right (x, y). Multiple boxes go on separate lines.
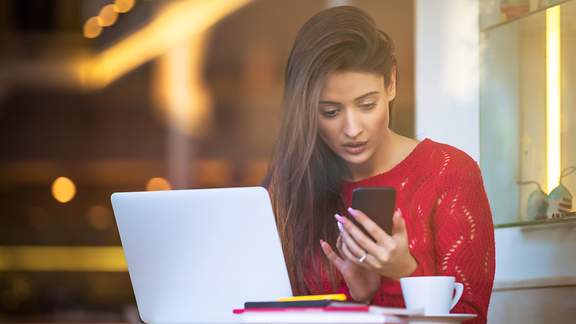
top-left (432, 157), bottom-right (495, 324)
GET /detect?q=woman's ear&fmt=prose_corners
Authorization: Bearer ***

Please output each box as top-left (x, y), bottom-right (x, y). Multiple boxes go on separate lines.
top-left (386, 66), bottom-right (397, 102)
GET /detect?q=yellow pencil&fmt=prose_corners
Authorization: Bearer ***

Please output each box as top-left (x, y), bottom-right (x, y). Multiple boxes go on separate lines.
top-left (277, 294), bottom-right (347, 302)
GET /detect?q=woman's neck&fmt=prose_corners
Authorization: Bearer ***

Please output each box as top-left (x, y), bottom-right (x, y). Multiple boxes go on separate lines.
top-left (347, 131), bottom-right (417, 182)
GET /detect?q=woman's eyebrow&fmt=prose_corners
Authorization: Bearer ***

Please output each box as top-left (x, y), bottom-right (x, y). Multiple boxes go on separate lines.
top-left (319, 91), bottom-right (380, 105)
top-left (353, 91), bottom-right (379, 102)
top-left (318, 100), bottom-right (341, 106)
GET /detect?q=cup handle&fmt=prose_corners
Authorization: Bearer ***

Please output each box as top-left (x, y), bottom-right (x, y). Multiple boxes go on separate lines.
top-left (450, 282), bottom-right (464, 310)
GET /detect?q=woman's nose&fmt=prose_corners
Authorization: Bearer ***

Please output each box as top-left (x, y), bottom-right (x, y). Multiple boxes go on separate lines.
top-left (343, 110), bottom-right (363, 139)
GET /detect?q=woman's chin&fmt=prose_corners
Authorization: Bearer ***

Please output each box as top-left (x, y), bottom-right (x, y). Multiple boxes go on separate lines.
top-left (339, 152), bottom-right (372, 167)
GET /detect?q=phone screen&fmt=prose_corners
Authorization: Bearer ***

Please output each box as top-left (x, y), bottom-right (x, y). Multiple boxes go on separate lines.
top-left (350, 186), bottom-right (396, 239)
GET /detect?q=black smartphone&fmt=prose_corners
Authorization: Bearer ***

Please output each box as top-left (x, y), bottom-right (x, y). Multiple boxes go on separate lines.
top-left (350, 186), bottom-right (396, 239)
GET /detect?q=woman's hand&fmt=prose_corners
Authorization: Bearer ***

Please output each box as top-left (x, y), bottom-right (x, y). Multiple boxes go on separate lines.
top-left (320, 237), bottom-right (381, 303)
top-left (336, 207), bottom-right (417, 280)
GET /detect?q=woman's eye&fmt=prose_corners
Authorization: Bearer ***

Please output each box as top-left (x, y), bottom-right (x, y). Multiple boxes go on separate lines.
top-left (361, 103), bottom-right (376, 110)
top-left (321, 110), bottom-right (339, 118)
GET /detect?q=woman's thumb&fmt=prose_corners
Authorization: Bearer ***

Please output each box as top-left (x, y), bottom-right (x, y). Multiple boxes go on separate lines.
top-left (391, 209), bottom-right (407, 237)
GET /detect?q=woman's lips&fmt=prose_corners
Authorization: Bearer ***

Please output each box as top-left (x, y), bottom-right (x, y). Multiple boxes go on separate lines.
top-left (342, 141), bottom-right (367, 155)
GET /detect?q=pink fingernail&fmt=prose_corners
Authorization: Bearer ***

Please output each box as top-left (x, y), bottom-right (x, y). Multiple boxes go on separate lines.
top-left (334, 213), bottom-right (346, 224)
top-left (337, 221), bottom-right (344, 233)
top-left (347, 207), bottom-right (359, 217)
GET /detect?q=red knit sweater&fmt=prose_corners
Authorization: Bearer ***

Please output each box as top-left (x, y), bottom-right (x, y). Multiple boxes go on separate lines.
top-left (310, 138), bottom-right (495, 324)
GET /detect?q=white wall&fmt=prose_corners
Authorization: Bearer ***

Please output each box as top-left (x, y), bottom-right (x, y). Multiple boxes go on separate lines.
top-left (415, 0), bottom-right (480, 161)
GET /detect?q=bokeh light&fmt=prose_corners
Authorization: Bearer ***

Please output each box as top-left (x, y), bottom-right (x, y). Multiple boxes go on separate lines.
top-left (51, 177), bottom-right (76, 203)
top-left (146, 177), bottom-right (172, 191)
top-left (114, 0), bottom-right (135, 13)
top-left (83, 17), bottom-right (102, 38)
top-left (98, 4), bottom-right (119, 27)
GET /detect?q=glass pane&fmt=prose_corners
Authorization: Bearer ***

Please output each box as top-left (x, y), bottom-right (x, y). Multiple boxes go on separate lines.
top-left (562, 2), bottom-right (576, 212)
top-left (480, 0), bottom-right (571, 30)
top-left (480, 0), bottom-right (576, 225)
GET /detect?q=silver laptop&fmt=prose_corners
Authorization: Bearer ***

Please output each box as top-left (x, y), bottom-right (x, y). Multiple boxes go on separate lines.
top-left (111, 186), bottom-right (292, 323)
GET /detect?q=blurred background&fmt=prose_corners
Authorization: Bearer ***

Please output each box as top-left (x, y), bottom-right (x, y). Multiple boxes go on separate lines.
top-left (0, 0), bottom-right (414, 322)
top-left (1, 0), bottom-right (575, 323)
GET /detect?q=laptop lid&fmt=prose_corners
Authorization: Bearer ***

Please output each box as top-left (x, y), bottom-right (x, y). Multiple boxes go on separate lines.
top-left (111, 186), bottom-right (292, 323)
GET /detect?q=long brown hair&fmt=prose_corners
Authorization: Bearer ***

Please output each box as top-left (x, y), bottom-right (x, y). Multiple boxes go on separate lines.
top-left (263, 6), bottom-right (398, 295)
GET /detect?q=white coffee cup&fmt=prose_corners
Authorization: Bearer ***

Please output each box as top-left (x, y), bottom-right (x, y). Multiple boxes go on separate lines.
top-left (400, 276), bottom-right (464, 315)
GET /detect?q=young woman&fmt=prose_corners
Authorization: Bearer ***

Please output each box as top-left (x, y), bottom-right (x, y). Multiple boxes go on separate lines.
top-left (264, 6), bottom-right (495, 323)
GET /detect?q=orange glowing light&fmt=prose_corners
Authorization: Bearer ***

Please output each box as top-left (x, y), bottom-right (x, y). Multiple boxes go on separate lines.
top-left (155, 36), bottom-right (213, 136)
top-left (146, 177), bottom-right (172, 191)
top-left (114, 0), bottom-right (135, 13)
top-left (51, 177), bottom-right (76, 203)
top-left (83, 17), bottom-right (102, 38)
top-left (98, 4), bottom-right (119, 27)
top-left (77, 0), bottom-right (250, 89)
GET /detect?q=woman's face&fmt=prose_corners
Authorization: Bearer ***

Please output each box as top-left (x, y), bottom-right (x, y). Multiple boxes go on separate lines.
top-left (317, 70), bottom-right (396, 169)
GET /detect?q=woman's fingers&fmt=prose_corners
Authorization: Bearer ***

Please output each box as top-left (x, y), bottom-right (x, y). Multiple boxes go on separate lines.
top-left (336, 235), bottom-right (345, 255)
top-left (335, 213), bottom-right (390, 256)
top-left (347, 208), bottom-right (396, 248)
top-left (391, 209), bottom-right (407, 239)
top-left (320, 240), bottom-right (345, 271)
top-left (332, 209), bottom-right (414, 278)
top-left (340, 236), bottom-right (366, 267)
top-left (334, 234), bottom-right (372, 270)
top-left (340, 225), bottom-right (367, 259)
top-left (340, 227), bottom-right (380, 269)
